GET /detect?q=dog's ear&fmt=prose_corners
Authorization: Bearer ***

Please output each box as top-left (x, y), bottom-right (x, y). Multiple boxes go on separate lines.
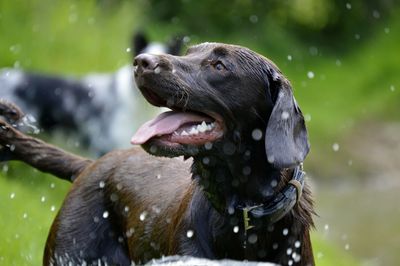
top-left (132, 31), bottom-right (148, 56)
top-left (265, 74), bottom-right (310, 168)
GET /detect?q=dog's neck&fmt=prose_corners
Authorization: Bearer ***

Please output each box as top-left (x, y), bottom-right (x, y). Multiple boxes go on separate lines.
top-left (188, 139), bottom-right (314, 264)
top-left (191, 138), bottom-right (287, 211)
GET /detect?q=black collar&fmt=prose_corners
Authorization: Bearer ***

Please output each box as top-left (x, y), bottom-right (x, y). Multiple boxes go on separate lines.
top-left (204, 164), bottom-right (305, 228)
top-left (237, 164), bottom-right (305, 234)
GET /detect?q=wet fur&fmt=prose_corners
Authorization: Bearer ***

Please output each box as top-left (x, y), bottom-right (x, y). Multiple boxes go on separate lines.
top-left (0, 43), bottom-right (315, 265)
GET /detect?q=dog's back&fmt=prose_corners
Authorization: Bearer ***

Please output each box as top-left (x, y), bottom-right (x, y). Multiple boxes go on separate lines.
top-left (44, 148), bottom-right (194, 264)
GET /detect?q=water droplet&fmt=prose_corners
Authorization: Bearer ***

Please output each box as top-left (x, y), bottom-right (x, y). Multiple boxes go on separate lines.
top-left (87, 17), bottom-right (95, 25)
top-left (324, 224), bottom-right (329, 231)
top-left (126, 47), bottom-right (131, 53)
top-left (281, 111), bottom-right (289, 120)
top-left (287, 248), bottom-right (293, 255)
top-left (10, 193), bottom-right (15, 199)
top-left (345, 3), bottom-right (351, 10)
top-left (390, 85), bottom-right (395, 91)
top-left (233, 226), bottom-right (239, 233)
top-left (124, 206), bottom-right (130, 213)
top-left (110, 193), bottom-right (118, 202)
top-left (41, 196), bottom-right (46, 202)
top-left (317, 252), bottom-right (324, 258)
top-left (99, 181), bottom-right (105, 188)
top-left (103, 211), bottom-right (109, 218)
top-left (202, 157), bottom-right (210, 165)
top-left (223, 142), bottom-right (236, 155)
top-left (287, 55), bottom-right (292, 61)
top-left (295, 240), bottom-right (301, 248)
top-left (51, 206), bottom-right (56, 212)
top-left (251, 128), bottom-right (263, 141)
top-left (304, 113), bottom-right (312, 122)
top-left (68, 13), bottom-right (78, 23)
top-left (272, 243), bottom-right (279, 250)
top-left (354, 34), bottom-right (361, 40)
top-left (283, 228), bottom-right (289, 236)
top-left (204, 142), bottom-right (213, 150)
top-left (186, 230), bottom-right (194, 238)
top-left (248, 234), bottom-right (258, 244)
top-left (292, 252), bottom-right (301, 262)
top-left (336, 59), bottom-right (342, 66)
top-left (288, 259), bottom-right (293, 266)
top-left (384, 27), bottom-right (390, 34)
top-left (242, 166), bottom-right (251, 175)
top-left (268, 155), bottom-right (275, 164)
top-left (372, 10), bottom-right (380, 19)
top-left (126, 227), bottom-right (135, 237)
top-left (139, 211), bottom-right (147, 221)
top-left (93, 216), bottom-right (100, 223)
top-left (309, 46), bottom-right (318, 56)
top-left (332, 143), bottom-right (340, 152)
top-left (150, 145), bottom-right (157, 153)
top-left (50, 183), bottom-right (55, 189)
top-left (150, 206), bottom-right (160, 214)
top-left (249, 15), bottom-right (258, 24)
top-left (23, 213), bottom-right (28, 219)
top-left (307, 71), bottom-right (315, 79)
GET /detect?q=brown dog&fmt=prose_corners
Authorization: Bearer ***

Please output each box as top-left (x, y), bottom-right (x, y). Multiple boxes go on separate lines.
top-left (0, 43), bottom-right (315, 265)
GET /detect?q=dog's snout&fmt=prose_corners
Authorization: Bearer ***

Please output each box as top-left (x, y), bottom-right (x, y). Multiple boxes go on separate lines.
top-left (134, 54), bottom-right (159, 73)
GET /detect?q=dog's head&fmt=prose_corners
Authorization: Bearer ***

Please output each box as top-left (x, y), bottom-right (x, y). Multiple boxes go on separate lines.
top-left (131, 43), bottom-right (309, 168)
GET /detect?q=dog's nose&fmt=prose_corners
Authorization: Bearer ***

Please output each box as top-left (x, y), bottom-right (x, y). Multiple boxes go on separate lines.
top-left (133, 54), bottom-right (159, 73)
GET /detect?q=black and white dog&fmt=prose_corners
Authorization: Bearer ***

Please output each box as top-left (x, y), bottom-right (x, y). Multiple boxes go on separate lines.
top-left (0, 32), bottom-right (184, 155)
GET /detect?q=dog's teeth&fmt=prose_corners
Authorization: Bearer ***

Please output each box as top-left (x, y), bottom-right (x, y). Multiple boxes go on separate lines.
top-left (198, 122), bottom-right (208, 133)
top-left (181, 130), bottom-right (189, 136)
top-left (189, 127), bottom-right (199, 135)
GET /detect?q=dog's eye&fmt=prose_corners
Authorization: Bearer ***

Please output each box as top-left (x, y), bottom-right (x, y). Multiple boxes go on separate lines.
top-left (212, 61), bottom-right (226, 71)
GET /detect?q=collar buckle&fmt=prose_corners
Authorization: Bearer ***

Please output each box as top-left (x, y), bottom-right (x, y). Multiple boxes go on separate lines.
top-left (242, 204), bottom-right (262, 233)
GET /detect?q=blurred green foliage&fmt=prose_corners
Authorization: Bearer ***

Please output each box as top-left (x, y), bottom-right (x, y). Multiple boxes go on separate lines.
top-left (142, 0), bottom-right (397, 52)
top-left (1, 0), bottom-right (400, 265)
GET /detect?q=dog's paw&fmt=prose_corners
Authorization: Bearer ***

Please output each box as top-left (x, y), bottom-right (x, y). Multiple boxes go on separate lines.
top-left (0, 99), bottom-right (24, 125)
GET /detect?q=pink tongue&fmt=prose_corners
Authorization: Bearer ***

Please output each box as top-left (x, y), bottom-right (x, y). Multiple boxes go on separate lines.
top-left (131, 111), bottom-right (211, 145)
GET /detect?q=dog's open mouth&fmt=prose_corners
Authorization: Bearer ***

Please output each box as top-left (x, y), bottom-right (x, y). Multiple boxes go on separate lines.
top-left (131, 88), bottom-right (224, 146)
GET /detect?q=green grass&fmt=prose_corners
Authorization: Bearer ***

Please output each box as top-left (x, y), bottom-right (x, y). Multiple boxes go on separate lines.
top-left (312, 233), bottom-right (359, 266)
top-left (0, 0), bottom-right (140, 74)
top-left (0, 162), bottom-right (69, 266)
